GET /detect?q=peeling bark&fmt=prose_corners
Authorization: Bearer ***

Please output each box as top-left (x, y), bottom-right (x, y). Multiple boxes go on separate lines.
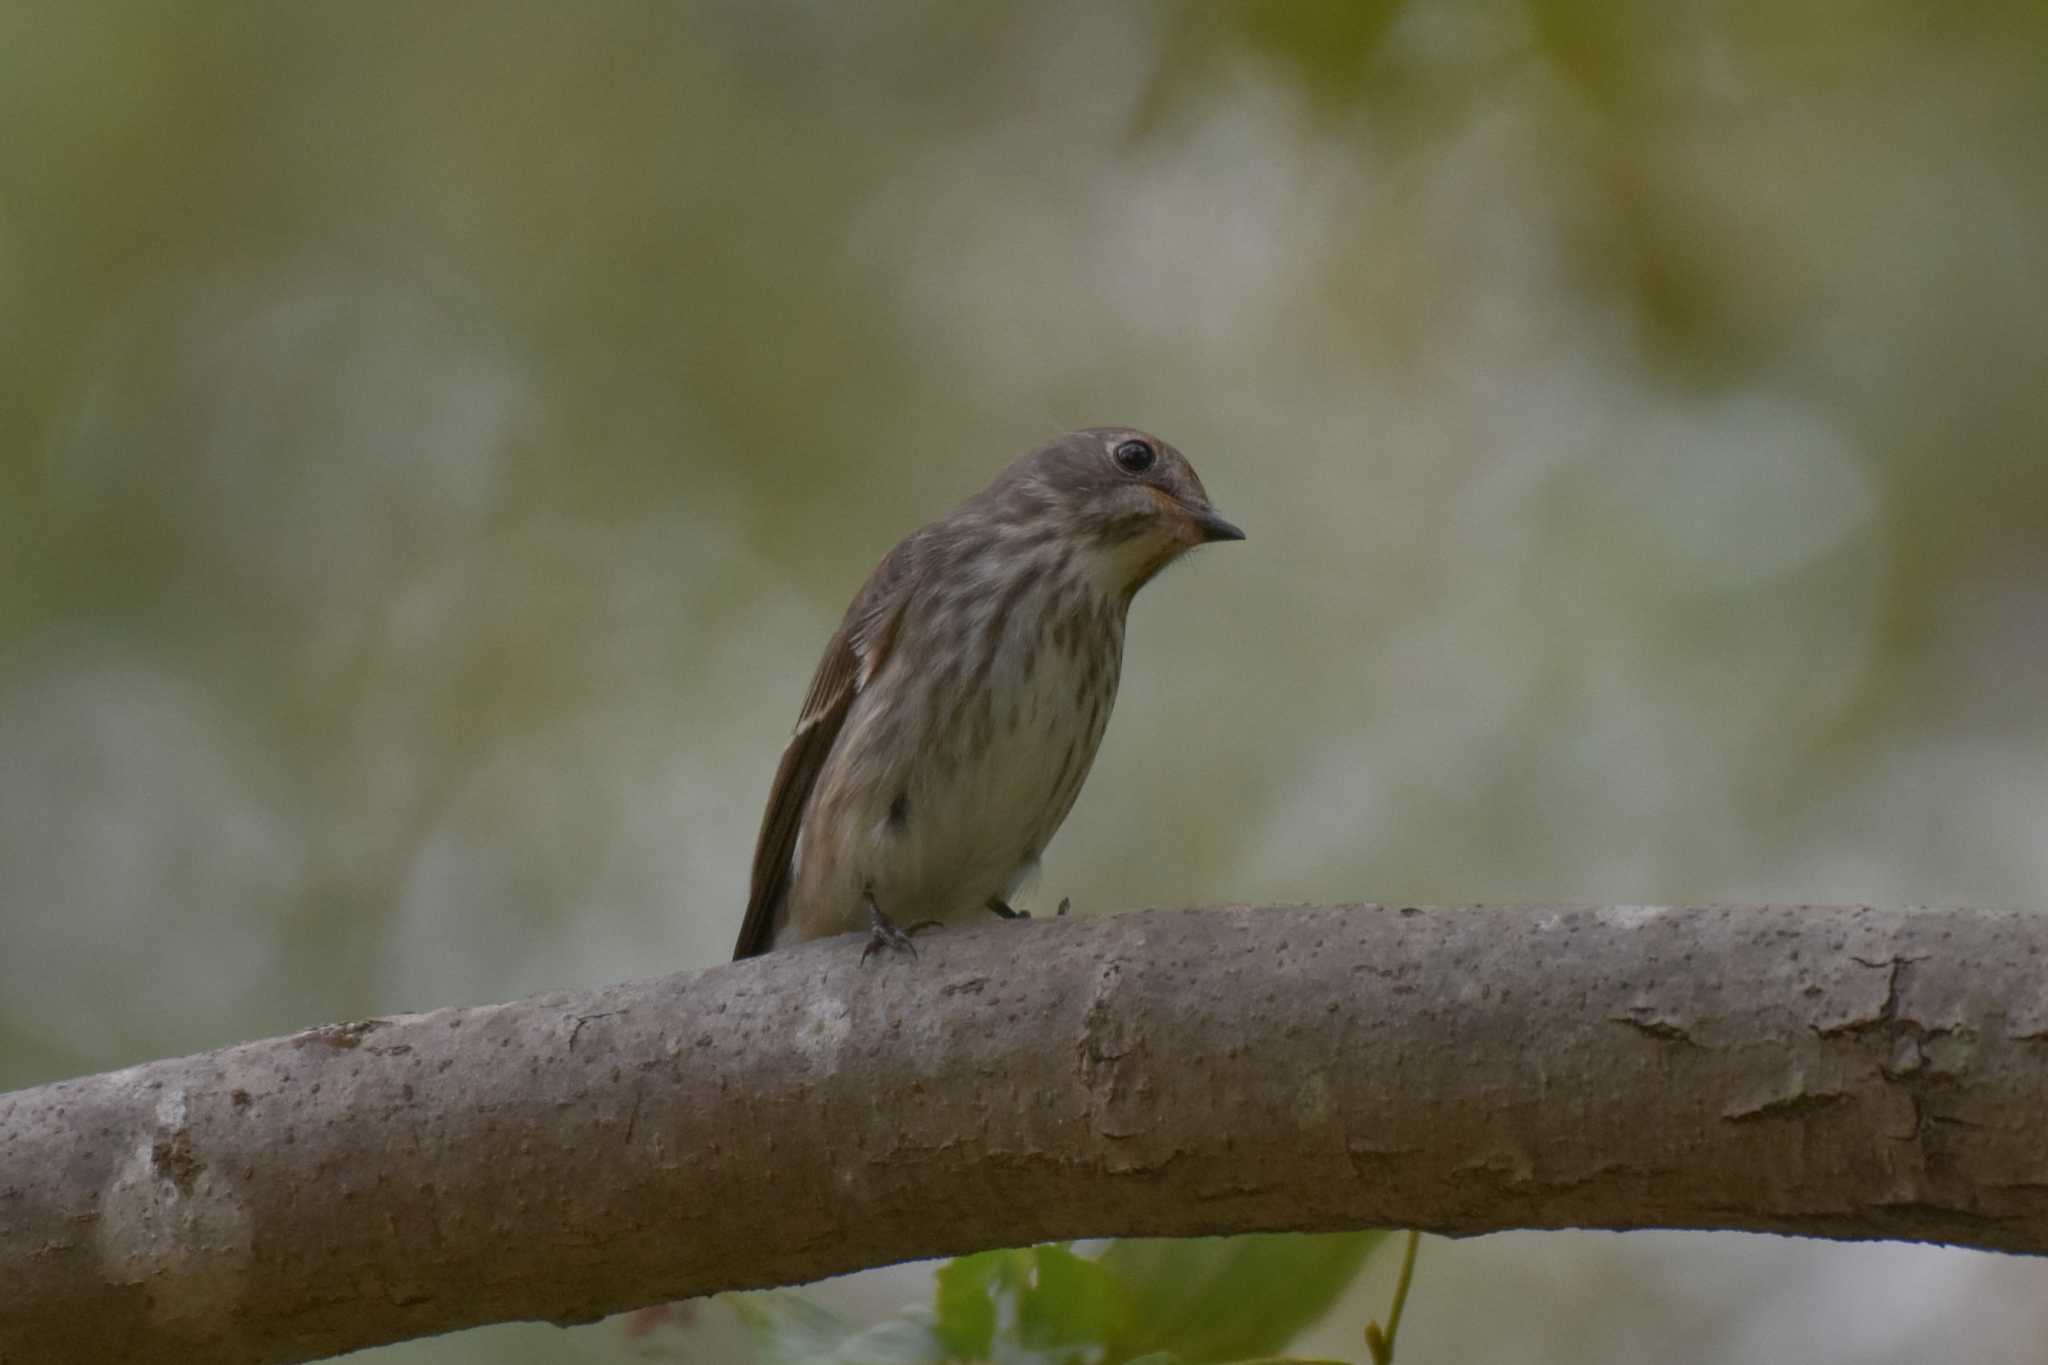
top-left (4, 903), bottom-right (2048, 1365)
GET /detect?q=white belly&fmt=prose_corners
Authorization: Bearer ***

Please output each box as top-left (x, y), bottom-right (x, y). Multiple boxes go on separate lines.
top-left (784, 570), bottom-right (1123, 942)
top-left (915, 660), bottom-right (1101, 902)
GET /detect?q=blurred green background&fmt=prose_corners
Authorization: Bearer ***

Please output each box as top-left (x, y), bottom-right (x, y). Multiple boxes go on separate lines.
top-left (4, 2), bottom-right (2046, 1361)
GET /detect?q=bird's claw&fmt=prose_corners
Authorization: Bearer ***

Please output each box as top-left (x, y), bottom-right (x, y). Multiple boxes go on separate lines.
top-left (862, 891), bottom-right (939, 963)
top-left (987, 895), bottom-right (1073, 921)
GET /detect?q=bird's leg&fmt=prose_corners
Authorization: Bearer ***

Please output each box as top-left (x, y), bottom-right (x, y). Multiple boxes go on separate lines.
top-left (861, 888), bottom-right (941, 963)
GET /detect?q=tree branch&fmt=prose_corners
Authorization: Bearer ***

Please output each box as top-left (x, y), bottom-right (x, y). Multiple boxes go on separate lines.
top-left (6, 903), bottom-right (2047, 1364)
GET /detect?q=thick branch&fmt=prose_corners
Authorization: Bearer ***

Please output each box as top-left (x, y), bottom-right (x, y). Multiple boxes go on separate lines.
top-left (6, 903), bottom-right (2048, 1363)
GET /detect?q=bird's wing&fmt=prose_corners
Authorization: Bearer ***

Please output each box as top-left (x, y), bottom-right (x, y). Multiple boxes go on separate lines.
top-left (732, 546), bottom-right (912, 959)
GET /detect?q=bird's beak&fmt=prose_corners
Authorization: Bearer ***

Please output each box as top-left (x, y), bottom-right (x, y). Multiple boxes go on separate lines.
top-left (1187, 504), bottom-right (1246, 544)
top-left (1146, 485), bottom-right (1246, 545)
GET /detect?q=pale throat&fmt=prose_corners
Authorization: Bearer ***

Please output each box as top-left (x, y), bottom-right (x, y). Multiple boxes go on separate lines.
top-left (1069, 526), bottom-right (1184, 600)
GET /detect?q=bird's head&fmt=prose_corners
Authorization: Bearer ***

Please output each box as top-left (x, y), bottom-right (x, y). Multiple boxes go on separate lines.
top-left (998, 427), bottom-right (1244, 598)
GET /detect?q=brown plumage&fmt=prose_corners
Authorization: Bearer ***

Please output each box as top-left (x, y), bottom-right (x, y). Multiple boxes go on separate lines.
top-left (733, 427), bottom-right (1243, 959)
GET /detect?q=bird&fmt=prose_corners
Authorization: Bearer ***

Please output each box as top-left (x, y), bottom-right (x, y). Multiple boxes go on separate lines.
top-left (732, 427), bottom-right (1243, 961)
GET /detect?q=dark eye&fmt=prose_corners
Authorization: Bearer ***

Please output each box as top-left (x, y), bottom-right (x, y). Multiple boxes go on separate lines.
top-left (1113, 438), bottom-right (1155, 474)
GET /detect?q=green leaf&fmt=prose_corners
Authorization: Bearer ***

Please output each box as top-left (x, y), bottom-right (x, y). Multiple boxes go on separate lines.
top-left (1095, 1232), bottom-right (1390, 1363)
top-left (934, 1244), bottom-right (1143, 1365)
top-left (933, 1248), bottom-right (1031, 1360)
top-left (1016, 1245), bottom-right (1137, 1359)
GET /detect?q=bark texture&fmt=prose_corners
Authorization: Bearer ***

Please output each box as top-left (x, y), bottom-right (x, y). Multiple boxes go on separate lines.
top-left (4, 903), bottom-right (2047, 1364)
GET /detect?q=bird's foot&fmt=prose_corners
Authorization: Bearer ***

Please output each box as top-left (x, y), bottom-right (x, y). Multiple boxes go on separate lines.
top-left (985, 895), bottom-right (1072, 921)
top-left (861, 890), bottom-right (941, 963)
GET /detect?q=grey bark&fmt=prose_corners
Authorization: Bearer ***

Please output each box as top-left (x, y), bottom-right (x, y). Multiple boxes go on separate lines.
top-left (4, 903), bottom-right (2047, 1365)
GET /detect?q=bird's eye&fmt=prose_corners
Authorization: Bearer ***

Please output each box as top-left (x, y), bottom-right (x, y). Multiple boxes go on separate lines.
top-left (1113, 439), bottom-right (1155, 474)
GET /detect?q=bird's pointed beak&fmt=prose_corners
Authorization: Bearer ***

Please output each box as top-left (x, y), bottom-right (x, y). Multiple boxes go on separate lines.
top-left (1188, 505), bottom-right (1246, 543)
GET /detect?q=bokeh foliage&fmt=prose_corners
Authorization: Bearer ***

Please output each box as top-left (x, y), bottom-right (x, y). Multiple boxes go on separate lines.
top-left (3, 3), bottom-right (2046, 1362)
top-left (728, 1234), bottom-right (1382, 1365)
